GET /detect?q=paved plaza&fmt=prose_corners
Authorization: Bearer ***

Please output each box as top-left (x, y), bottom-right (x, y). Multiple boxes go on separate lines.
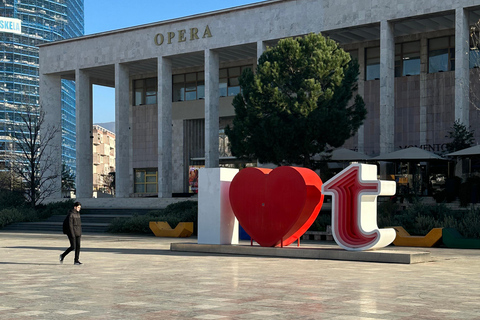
top-left (0, 231), bottom-right (479, 319)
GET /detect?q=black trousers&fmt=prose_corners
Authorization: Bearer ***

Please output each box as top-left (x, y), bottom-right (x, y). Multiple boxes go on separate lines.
top-left (61, 234), bottom-right (81, 262)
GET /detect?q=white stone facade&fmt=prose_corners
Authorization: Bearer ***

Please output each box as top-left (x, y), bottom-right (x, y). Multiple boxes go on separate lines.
top-left (39, 0), bottom-right (480, 199)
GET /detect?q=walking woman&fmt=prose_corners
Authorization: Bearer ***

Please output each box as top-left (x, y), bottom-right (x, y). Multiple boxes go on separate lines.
top-left (60, 201), bottom-right (83, 265)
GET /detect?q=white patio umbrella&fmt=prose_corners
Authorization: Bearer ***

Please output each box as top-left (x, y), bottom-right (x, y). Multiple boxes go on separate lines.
top-left (330, 148), bottom-right (372, 161)
top-left (313, 148), bottom-right (372, 161)
top-left (446, 145), bottom-right (480, 157)
top-left (372, 147), bottom-right (444, 161)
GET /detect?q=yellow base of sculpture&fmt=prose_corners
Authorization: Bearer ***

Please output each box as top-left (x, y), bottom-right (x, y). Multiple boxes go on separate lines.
top-left (392, 226), bottom-right (443, 247)
top-left (149, 221), bottom-right (194, 237)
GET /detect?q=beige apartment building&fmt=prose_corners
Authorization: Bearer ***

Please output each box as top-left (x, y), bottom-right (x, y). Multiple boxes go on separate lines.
top-left (92, 125), bottom-right (115, 195)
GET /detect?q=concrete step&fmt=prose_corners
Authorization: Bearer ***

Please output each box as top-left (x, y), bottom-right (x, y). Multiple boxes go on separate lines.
top-left (80, 209), bottom-right (153, 215)
top-left (1, 210), bottom-right (145, 234)
top-left (1, 222), bottom-right (110, 234)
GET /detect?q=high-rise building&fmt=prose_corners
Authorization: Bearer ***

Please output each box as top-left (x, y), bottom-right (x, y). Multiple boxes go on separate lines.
top-left (0, 0), bottom-right (84, 176)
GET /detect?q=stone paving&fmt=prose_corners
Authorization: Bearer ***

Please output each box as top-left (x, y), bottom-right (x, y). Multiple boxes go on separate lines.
top-left (0, 231), bottom-right (479, 319)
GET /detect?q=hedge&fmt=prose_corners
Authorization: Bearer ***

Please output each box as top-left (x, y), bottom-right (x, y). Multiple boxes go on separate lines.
top-left (108, 201), bottom-right (198, 234)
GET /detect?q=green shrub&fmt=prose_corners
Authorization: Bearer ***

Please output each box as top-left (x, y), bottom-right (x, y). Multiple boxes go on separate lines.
top-left (377, 200), bottom-right (401, 227)
top-left (309, 213), bottom-right (331, 231)
top-left (0, 208), bottom-right (23, 227)
top-left (456, 208), bottom-right (480, 238)
top-left (0, 189), bottom-right (26, 209)
top-left (0, 207), bottom-right (36, 227)
top-left (152, 200), bottom-right (198, 227)
top-left (108, 214), bottom-right (154, 234)
top-left (108, 201), bottom-right (198, 234)
top-left (0, 198), bottom-right (74, 229)
top-left (377, 198), bottom-right (480, 238)
top-left (36, 200), bottom-right (75, 220)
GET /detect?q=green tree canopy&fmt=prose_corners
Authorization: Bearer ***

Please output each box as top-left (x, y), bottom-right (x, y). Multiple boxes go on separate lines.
top-left (225, 33), bottom-right (366, 168)
top-left (445, 120), bottom-right (475, 153)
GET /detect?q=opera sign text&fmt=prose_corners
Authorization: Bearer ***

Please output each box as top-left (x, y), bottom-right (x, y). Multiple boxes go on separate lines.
top-left (154, 25), bottom-right (212, 45)
top-left (229, 163), bottom-right (396, 251)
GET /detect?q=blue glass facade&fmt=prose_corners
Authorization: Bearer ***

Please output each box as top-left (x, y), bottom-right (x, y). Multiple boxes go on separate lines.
top-left (0, 0), bottom-right (84, 174)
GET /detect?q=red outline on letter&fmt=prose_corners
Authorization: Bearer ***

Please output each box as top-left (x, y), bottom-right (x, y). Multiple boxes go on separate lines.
top-left (322, 164), bottom-right (396, 251)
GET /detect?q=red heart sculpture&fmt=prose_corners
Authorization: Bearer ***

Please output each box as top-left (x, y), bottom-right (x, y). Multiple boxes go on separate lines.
top-left (229, 166), bottom-right (324, 247)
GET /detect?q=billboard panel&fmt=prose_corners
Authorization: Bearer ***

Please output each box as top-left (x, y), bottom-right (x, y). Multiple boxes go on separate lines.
top-left (0, 17), bottom-right (21, 35)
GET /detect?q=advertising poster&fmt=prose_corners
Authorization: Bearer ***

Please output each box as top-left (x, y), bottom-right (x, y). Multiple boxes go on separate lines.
top-left (189, 165), bottom-right (203, 193)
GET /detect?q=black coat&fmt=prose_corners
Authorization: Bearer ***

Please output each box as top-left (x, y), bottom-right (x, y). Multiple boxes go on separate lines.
top-left (62, 209), bottom-right (82, 237)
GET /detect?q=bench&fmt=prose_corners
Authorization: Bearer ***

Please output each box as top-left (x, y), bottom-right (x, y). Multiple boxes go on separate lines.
top-left (392, 226), bottom-right (443, 247)
top-left (149, 221), bottom-right (193, 237)
top-left (442, 228), bottom-right (480, 249)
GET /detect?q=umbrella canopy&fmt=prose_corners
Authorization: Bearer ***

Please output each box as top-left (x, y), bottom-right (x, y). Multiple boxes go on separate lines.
top-left (446, 145), bottom-right (480, 157)
top-left (330, 148), bottom-right (372, 161)
top-left (313, 148), bottom-right (372, 161)
top-left (372, 147), bottom-right (444, 161)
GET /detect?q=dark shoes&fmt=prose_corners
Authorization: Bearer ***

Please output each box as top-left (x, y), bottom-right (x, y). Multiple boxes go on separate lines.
top-left (60, 254), bottom-right (82, 265)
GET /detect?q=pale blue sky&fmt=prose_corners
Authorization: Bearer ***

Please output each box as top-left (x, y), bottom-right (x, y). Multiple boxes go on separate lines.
top-left (85, 0), bottom-right (262, 123)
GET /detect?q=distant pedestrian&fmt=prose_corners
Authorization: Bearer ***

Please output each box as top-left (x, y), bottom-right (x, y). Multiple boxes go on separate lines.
top-left (60, 201), bottom-right (82, 265)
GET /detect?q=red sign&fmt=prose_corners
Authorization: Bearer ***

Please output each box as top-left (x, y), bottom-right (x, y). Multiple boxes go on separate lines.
top-left (229, 166), bottom-right (324, 247)
top-left (228, 164), bottom-right (395, 251)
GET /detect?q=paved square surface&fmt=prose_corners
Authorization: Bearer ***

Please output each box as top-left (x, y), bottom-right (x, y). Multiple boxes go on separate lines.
top-left (0, 231), bottom-right (479, 319)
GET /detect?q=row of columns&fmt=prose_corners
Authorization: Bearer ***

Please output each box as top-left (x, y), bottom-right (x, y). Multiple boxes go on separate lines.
top-left (41, 7), bottom-right (470, 200)
top-left (376, 7), bottom-right (470, 154)
top-left (40, 43), bottom-right (265, 200)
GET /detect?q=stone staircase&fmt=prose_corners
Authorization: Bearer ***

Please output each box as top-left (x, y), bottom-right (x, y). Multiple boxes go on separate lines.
top-left (1, 209), bottom-right (151, 234)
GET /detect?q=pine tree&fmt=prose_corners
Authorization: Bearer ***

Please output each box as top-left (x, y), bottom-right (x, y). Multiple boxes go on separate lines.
top-left (445, 120), bottom-right (475, 153)
top-left (225, 33), bottom-right (366, 168)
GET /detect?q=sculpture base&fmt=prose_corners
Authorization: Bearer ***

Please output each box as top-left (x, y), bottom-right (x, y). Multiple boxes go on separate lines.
top-left (170, 242), bottom-right (431, 264)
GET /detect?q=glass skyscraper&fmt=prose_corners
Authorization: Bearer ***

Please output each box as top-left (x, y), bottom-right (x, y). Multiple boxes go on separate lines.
top-left (0, 0), bottom-right (84, 176)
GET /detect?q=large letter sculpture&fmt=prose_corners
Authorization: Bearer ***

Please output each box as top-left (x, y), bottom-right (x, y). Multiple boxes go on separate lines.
top-left (322, 163), bottom-right (396, 251)
top-left (229, 166), bottom-right (324, 247)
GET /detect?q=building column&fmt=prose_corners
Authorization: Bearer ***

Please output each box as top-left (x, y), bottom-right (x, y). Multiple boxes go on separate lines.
top-left (75, 69), bottom-right (93, 198)
top-left (158, 57), bottom-right (173, 198)
top-left (455, 7), bottom-right (470, 126)
top-left (115, 63), bottom-right (131, 198)
top-left (380, 20), bottom-right (395, 154)
top-left (205, 49), bottom-right (220, 168)
top-left (419, 36), bottom-right (428, 146)
top-left (357, 45), bottom-right (366, 153)
top-left (257, 40), bottom-right (266, 61)
top-left (39, 73), bottom-right (62, 200)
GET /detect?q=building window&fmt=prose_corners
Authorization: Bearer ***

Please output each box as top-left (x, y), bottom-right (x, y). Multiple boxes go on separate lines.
top-left (173, 72), bottom-right (205, 102)
top-left (134, 169), bottom-right (158, 193)
top-left (172, 65), bottom-right (252, 102)
top-left (365, 47), bottom-right (380, 80)
top-left (395, 41), bottom-right (420, 77)
top-left (133, 78), bottom-right (157, 106)
top-left (428, 36), bottom-right (455, 73)
top-left (219, 65), bottom-right (252, 97)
